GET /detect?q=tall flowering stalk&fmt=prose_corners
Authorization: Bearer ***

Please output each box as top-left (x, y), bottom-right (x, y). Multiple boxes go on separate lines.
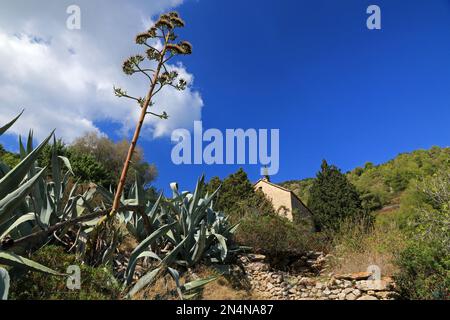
top-left (110, 12), bottom-right (192, 218)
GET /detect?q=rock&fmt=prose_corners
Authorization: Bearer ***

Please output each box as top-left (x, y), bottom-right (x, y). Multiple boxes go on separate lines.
top-left (248, 262), bottom-right (269, 272)
top-left (315, 283), bottom-right (324, 290)
top-left (357, 295), bottom-right (379, 300)
top-left (267, 282), bottom-right (274, 290)
top-left (335, 272), bottom-right (372, 281)
top-left (323, 288), bottom-right (331, 296)
top-left (342, 288), bottom-right (353, 295)
top-left (343, 280), bottom-right (353, 288)
top-left (247, 254), bottom-right (266, 262)
top-left (331, 289), bottom-right (341, 294)
top-left (352, 289), bottom-right (361, 297)
top-left (338, 292), bottom-right (346, 300)
top-left (299, 277), bottom-right (315, 286)
top-left (345, 293), bottom-right (357, 300)
top-left (375, 291), bottom-right (395, 300)
top-left (356, 277), bottom-right (394, 292)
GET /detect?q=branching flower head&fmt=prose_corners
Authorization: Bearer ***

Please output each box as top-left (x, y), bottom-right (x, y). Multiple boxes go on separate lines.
top-left (146, 47), bottom-right (160, 61)
top-left (135, 32), bottom-right (151, 45)
top-left (166, 41), bottom-right (193, 56)
top-left (114, 86), bottom-right (127, 97)
top-left (122, 55), bottom-right (145, 75)
top-left (155, 16), bottom-right (174, 30)
top-left (176, 79), bottom-right (187, 91)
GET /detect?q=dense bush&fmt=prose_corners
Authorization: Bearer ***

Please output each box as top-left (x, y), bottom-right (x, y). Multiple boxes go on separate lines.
top-left (394, 173), bottom-right (450, 300)
top-left (205, 168), bottom-right (275, 222)
top-left (395, 240), bottom-right (449, 300)
top-left (9, 246), bottom-right (121, 300)
top-left (236, 214), bottom-right (322, 260)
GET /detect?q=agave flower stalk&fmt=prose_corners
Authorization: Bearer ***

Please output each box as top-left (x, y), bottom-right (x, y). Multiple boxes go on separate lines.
top-left (109, 12), bottom-right (192, 219)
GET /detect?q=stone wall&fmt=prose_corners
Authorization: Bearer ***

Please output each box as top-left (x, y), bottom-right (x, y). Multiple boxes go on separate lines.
top-left (239, 253), bottom-right (399, 300)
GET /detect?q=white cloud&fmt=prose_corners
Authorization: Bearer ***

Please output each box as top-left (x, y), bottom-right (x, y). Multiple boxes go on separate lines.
top-left (0, 0), bottom-right (203, 143)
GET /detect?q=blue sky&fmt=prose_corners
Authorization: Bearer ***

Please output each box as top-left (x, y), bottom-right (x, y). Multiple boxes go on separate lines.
top-left (2, 0), bottom-right (450, 193)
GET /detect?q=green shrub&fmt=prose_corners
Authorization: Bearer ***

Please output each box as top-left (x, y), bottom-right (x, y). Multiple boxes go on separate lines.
top-left (394, 173), bottom-right (450, 300)
top-left (395, 240), bottom-right (449, 300)
top-left (9, 246), bottom-right (121, 300)
top-left (236, 214), bottom-right (322, 260)
top-left (206, 169), bottom-right (275, 223)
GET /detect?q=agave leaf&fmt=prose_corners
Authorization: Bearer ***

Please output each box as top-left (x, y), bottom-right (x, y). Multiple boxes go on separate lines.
top-left (125, 250), bottom-right (161, 286)
top-left (146, 193), bottom-right (163, 224)
top-left (126, 223), bottom-right (174, 285)
top-left (0, 267), bottom-right (10, 300)
top-left (0, 212), bottom-right (35, 241)
top-left (18, 136), bottom-right (26, 160)
top-left (182, 276), bottom-right (217, 292)
top-left (188, 175), bottom-right (205, 215)
top-left (170, 182), bottom-right (180, 199)
top-left (192, 222), bottom-right (207, 264)
top-left (51, 136), bottom-right (61, 213)
top-left (0, 131), bottom-right (53, 200)
top-left (213, 234), bottom-right (228, 261)
top-left (0, 110), bottom-right (23, 137)
top-left (95, 185), bottom-right (114, 205)
top-left (0, 251), bottom-right (63, 275)
top-left (167, 267), bottom-right (184, 299)
top-left (0, 167), bottom-right (47, 225)
top-left (161, 233), bottom-right (191, 267)
top-left (58, 156), bottom-right (74, 175)
top-left (0, 162), bottom-right (10, 178)
top-left (227, 223), bottom-right (240, 235)
top-left (26, 130), bottom-right (34, 154)
top-left (134, 173), bottom-right (145, 207)
top-left (127, 266), bottom-right (162, 298)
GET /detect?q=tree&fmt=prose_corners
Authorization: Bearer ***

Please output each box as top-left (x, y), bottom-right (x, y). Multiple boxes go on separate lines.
top-left (205, 168), bottom-right (275, 222)
top-left (110, 12), bottom-right (192, 217)
top-left (309, 160), bottom-right (367, 231)
top-left (68, 152), bottom-right (111, 187)
top-left (71, 132), bottom-right (157, 187)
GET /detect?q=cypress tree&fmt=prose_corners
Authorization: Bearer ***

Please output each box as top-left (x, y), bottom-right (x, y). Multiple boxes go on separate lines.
top-left (309, 160), bottom-right (366, 231)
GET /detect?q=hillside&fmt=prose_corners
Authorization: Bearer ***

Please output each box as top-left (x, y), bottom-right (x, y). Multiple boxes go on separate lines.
top-left (280, 146), bottom-right (450, 211)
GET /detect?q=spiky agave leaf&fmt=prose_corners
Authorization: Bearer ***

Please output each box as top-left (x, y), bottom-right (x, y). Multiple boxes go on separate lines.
top-left (0, 267), bottom-right (9, 300)
top-left (0, 131), bottom-right (53, 200)
top-left (0, 110), bottom-right (23, 137)
top-left (0, 251), bottom-right (63, 276)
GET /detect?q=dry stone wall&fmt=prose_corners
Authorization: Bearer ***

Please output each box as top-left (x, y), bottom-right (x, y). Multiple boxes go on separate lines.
top-left (239, 253), bottom-right (399, 300)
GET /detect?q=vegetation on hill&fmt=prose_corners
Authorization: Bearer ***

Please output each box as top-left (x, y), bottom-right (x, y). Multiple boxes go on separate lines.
top-left (282, 146), bottom-right (450, 211)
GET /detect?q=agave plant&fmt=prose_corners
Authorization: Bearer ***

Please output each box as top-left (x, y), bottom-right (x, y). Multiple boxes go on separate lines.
top-left (120, 176), bottom-right (241, 299)
top-left (0, 112), bottom-right (63, 300)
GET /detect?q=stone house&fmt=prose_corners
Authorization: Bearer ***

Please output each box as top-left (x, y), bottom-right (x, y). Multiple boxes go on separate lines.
top-left (253, 177), bottom-right (314, 229)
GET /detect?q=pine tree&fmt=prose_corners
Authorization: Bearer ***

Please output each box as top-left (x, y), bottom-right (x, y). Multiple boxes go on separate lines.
top-left (309, 160), bottom-right (367, 231)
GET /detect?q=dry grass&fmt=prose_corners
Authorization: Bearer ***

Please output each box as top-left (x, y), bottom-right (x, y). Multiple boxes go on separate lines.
top-left (328, 218), bottom-right (407, 276)
top-left (134, 266), bottom-right (260, 300)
